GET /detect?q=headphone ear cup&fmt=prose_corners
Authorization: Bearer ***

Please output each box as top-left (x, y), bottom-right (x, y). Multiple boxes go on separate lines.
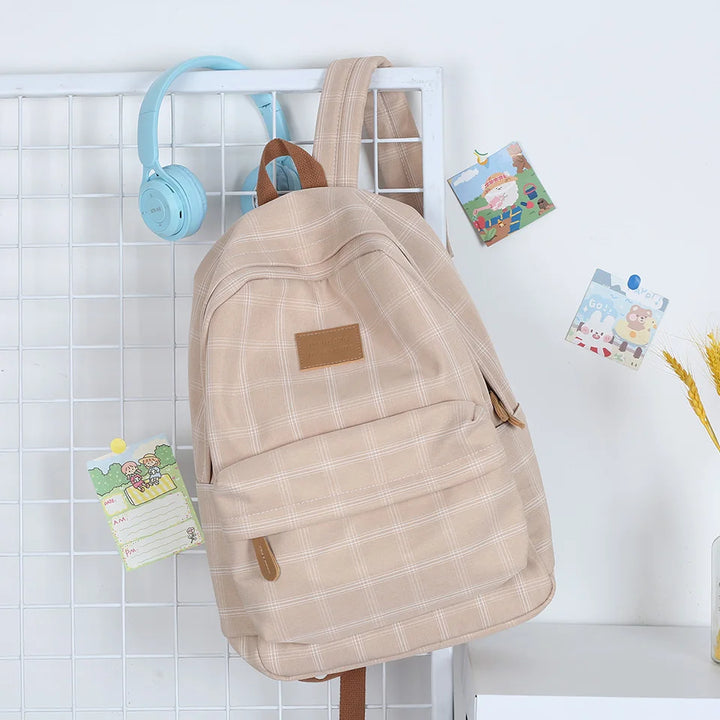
top-left (240, 166), bottom-right (259, 215)
top-left (163, 165), bottom-right (207, 238)
top-left (139, 164), bottom-right (206, 240)
top-left (139, 173), bottom-right (185, 240)
top-left (239, 158), bottom-right (301, 215)
top-left (274, 157), bottom-right (301, 193)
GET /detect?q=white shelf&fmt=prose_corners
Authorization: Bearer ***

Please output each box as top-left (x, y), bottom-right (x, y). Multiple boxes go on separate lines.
top-left (453, 623), bottom-right (720, 720)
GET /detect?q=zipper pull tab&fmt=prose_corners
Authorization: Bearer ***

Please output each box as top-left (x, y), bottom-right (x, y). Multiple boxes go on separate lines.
top-left (252, 537), bottom-right (281, 581)
top-left (489, 389), bottom-right (526, 429)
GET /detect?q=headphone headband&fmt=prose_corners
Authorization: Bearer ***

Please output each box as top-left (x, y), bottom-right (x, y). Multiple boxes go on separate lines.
top-left (137, 55), bottom-right (288, 172)
top-left (138, 55), bottom-right (300, 240)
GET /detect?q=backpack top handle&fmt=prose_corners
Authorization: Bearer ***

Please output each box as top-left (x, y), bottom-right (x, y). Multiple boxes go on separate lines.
top-left (255, 138), bottom-right (328, 206)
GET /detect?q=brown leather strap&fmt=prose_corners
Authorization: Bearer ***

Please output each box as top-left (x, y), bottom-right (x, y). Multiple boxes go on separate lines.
top-left (339, 668), bottom-right (366, 720)
top-left (300, 668), bottom-right (366, 720)
top-left (256, 138), bottom-right (327, 206)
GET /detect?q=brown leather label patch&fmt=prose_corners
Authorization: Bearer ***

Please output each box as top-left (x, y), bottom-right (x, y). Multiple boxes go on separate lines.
top-left (295, 323), bottom-right (364, 370)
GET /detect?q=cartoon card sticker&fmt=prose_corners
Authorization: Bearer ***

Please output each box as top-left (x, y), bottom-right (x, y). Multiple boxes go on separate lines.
top-left (448, 141), bottom-right (555, 246)
top-left (566, 269), bottom-right (669, 370)
top-left (87, 435), bottom-right (203, 570)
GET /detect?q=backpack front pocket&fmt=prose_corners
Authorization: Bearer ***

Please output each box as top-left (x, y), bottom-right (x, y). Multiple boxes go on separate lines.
top-left (206, 399), bottom-right (529, 645)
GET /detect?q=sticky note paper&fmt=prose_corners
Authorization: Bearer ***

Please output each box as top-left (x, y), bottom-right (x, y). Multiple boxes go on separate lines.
top-left (87, 435), bottom-right (204, 569)
top-left (448, 141), bottom-right (555, 246)
top-left (565, 269), bottom-right (669, 370)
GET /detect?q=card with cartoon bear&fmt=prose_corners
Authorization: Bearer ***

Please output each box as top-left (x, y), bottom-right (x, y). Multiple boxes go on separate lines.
top-left (566, 269), bottom-right (669, 370)
top-left (87, 435), bottom-right (204, 569)
top-left (448, 141), bottom-right (555, 246)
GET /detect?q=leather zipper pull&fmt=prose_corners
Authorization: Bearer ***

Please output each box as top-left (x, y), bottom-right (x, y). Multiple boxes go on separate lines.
top-left (489, 389), bottom-right (526, 429)
top-left (489, 389), bottom-right (509, 423)
top-left (252, 537), bottom-right (281, 581)
top-left (506, 413), bottom-right (526, 429)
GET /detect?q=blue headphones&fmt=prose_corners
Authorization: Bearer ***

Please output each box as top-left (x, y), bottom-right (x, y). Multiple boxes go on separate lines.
top-left (137, 56), bottom-right (300, 240)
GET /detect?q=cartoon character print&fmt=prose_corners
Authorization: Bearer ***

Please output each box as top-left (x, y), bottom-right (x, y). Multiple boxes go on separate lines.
top-left (484, 218), bottom-right (513, 246)
top-left (575, 310), bottom-right (616, 358)
top-left (614, 305), bottom-right (657, 357)
top-left (121, 461), bottom-right (146, 492)
top-left (471, 167), bottom-right (543, 244)
top-left (537, 198), bottom-right (554, 215)
top-left (480, 172), bottom-right (520, 212)
top-left (138, 453), bottom-right (162, 486)
top-left (508, 142), bottom-right (532, 173)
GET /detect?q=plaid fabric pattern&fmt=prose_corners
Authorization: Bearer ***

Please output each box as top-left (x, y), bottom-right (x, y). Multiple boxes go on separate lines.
top-left (188, 59), bottom-right (555, 681)
top-left (313, 57), bottom-right (424, 214)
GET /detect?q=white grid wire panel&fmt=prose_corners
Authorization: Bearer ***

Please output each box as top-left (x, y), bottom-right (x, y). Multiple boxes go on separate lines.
top-left (0, 66), bottom-right (451, 719)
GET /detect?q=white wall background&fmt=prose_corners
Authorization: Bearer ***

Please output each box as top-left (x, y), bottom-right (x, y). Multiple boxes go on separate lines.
top-left (2, 0), bottom-right (720, 627)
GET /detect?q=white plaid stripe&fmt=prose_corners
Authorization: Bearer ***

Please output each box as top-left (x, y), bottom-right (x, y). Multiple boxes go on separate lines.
top-left (188, 59), bottom-right (554, 681)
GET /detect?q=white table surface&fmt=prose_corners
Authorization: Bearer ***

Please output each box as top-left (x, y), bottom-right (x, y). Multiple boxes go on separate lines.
top-left (454, 624), bottom-right (720, 719)
top-left (464, 623), bottom-right (720, 699)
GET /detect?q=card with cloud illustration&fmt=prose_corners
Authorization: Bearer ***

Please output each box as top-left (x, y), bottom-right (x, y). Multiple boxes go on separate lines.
top-left (565, 269), bottom-right (670, 371)
top-left (448, 141), bottom-right (555, 246)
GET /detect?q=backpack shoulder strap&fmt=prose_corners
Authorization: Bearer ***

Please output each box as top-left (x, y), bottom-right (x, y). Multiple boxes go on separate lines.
top-left (313, 57), bottom-right (423, 214)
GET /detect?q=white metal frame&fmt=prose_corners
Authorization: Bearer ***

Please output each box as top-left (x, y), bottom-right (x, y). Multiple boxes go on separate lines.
top-left (0, 68), bottom-right (445, 238)
top-left (0, 66), bottom-right (450, 719)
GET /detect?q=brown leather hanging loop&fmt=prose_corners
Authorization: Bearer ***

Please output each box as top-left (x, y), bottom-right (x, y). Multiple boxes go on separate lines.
top-left (300, 667), bottom-right (366, 720)
top-left (255, 138), bottom-right (327, 206)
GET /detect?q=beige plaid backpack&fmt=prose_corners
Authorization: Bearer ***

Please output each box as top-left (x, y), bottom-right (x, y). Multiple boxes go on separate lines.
top-left (189, 56), bottom-right (555, 714)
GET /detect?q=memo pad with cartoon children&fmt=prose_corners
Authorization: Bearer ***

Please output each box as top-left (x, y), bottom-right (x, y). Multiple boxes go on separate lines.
top-left (87, 435), bottom-right (203, 569)
top-left (448, 141), bottom-right (555, 246)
